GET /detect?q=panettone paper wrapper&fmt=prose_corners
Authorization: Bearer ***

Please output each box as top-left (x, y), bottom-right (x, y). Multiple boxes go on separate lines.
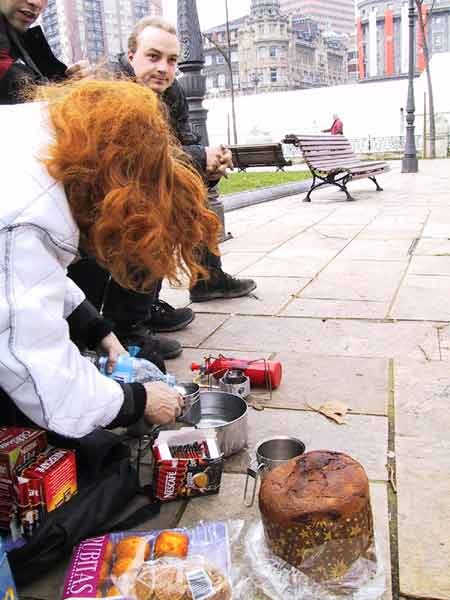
top-left (61, 520), bottom-right (238, 599)
top-left (243, 521), bottom-right (386, 599)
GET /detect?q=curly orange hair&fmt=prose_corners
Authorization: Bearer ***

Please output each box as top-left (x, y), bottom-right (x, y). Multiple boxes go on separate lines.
top-left (40, 79), bottom-right (220, 291)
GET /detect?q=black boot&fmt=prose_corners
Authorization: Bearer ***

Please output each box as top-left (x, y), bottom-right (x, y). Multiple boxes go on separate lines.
top-left (190, 271), bottom-right (257, 302)
top-left (114, 322), bottom-right (182, 367)
top-left (144, 300), bottom-right (195, 332)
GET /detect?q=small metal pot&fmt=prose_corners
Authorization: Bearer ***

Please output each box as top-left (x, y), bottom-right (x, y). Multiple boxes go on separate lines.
top-left (174, 382), bottom-right (200, 421)
top-left (183, 391), bottom-right (248, 457)
top-left (244, 436), bottom-right (306, 507)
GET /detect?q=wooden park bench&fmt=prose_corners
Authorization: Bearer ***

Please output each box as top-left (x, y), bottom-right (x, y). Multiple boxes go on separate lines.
top-left (282, 134), bottom-right (390, 202)
top-left (229, 143), bottom-right (292, 172)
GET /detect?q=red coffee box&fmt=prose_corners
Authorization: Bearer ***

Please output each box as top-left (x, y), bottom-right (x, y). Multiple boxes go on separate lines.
top-left (20, 448), bottom-right (77, 514)
top-left (0, 427), bottom-right (47, 482)
top-left (152, 428), bottom-right (224, 502)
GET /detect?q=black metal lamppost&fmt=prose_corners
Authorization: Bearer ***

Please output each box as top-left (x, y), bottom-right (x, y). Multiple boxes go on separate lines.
top-left (402, 0), bottom-right (419, 173)
top-left (177, 0), bottom-right (231, 240)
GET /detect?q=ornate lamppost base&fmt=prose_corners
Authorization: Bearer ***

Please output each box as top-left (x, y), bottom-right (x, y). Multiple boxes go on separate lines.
top-left (402, 157), bottom-right (419, 173)
top-left (208, 187), bottom-right (233, 242)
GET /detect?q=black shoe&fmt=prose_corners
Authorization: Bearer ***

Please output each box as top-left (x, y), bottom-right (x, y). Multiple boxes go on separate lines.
top-left (115, 322), bottom-right (182, 365)
top-left (146, 300), bottom-right (195, 332)
top-left (190, 271), bottom-right (257, 302)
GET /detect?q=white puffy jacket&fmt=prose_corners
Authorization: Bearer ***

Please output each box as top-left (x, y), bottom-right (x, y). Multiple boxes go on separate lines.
top-left (0, 102), bottom-right (124, 438)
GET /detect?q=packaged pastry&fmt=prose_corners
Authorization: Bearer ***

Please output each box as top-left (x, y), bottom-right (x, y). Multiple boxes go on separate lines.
top-left (62, 522), bottom-right (233, 600)
top-left (135, 557), bottom-right (232, 600)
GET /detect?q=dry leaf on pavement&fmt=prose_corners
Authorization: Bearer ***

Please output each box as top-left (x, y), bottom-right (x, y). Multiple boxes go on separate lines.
top-left (306, 400), bottom-right (349, 424)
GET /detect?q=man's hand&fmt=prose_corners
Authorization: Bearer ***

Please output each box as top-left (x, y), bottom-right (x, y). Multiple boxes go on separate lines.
top-left (206, 145), bottom-right (234, 180)
top-left (98, 332), bottom-right (128, 374)
top-left (143, 381), bottom-right (184, 425)
top-left (65, 60), bottom-right (92, 80)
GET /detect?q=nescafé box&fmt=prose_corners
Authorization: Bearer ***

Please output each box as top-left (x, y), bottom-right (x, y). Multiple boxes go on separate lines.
top-left (0, 427), bottom-right (47, 482)
top-left (0, 537), bottom-right (17, 600)
top-left (152, 428), bottom-right (224, 502)
top-left (20, 447), bottom-right (77, 513)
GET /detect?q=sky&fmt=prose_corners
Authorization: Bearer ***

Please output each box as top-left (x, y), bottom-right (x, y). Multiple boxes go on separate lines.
top-left (163, 0), bottom-right (251, 31)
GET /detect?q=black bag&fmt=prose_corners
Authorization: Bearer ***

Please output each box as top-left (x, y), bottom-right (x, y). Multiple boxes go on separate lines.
top-left (6, 429), bottom-right (160, 585)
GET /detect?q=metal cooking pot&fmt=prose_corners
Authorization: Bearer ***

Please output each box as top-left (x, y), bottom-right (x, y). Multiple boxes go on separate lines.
top-left (183, 391), bottom-right (248, 457)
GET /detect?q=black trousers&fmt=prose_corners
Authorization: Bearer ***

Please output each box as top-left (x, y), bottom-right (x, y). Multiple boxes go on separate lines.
top-left (68, 247), bottom-right (222, 327)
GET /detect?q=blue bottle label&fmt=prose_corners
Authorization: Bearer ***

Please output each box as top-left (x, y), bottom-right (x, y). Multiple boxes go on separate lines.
top-left (98, 355), bottom-right (134, 384)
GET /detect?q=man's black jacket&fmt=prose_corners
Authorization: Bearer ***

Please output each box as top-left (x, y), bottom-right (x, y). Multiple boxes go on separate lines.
top-left (0, 17), bottom-right (67, 104)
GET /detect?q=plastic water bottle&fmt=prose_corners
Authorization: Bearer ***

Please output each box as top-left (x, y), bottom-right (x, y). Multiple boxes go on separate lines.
top-left (84, 346), bottom-right (176, 386)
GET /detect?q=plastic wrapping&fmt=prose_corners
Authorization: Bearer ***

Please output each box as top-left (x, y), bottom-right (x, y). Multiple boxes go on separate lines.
top-left (243, 521), bottom-right (386, 600)
top-left (61, 521), bottom-right (239, 600)
top-left (134, 556), bottom-right (232, 600)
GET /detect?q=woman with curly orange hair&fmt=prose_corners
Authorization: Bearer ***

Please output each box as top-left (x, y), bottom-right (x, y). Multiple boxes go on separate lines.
top-left (0, 78), bottom-right (220, 438)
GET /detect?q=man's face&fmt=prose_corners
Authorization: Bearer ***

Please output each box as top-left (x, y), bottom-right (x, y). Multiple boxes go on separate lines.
top-left (0, 0), bottom-right (47, 32)
top-left (128, 26), bottom-right (180, 94)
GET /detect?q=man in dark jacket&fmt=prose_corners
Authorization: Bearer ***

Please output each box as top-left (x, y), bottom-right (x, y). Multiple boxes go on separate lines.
top-left (0, 0), bottom-right (89, 104)
top-left (69, 17), bottom-right (256, 355)
top-left (127, 17), bottom-right (256, 305)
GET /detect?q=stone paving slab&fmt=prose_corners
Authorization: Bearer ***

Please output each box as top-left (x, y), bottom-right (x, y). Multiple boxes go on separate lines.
top-left (415, 237), bottom-right (450, 255)
top-left (163, 313), bottom-right (230, 348)
top-left (219, 251), bottom-right (267, 275)
top-left (308, 224), bottom-right (368, 239)
top-left (266, 353), bottom-right (389, 415)
top-left (225, 407), bottom-right (388, 481)
top-left (436, 323), bottom-right (450, 361)
top-left (204, 316), bottom-right (440, 361)
top-left (390, 274), bottom-right (450, 321)
top-left (282, 297), bottom-right (390, 319)
top-left (396, 437), bottom-right (450, 599)
top-left (300, 260), bottom-right (407, 302)
top-left (271, 229), bottom-right (353, 257)
top-left (314, 207), bottom-right (381, 225)
top-left (241, 254), bottom-right (327, 278)
top-left (409, 255), bottom-right (450, 276)
top-left (395, 360), bottom-right (450, 598)
top-left (190, 276), bottom-right (309, 316)
top-left (219, 222), bottom-right (310, 253)
top-left (336, 239), bottom-right (412, 261)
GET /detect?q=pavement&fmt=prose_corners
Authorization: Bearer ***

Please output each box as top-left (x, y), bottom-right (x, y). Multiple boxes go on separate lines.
top-left (19, 158), bottom-right (450, 599)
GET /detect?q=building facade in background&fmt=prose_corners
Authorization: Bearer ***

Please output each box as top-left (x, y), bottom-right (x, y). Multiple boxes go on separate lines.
top-left (203, 0), bottom-right (348, 97)
top-left (357, 0), bottom-right (450, 81)
top-left (280, 0), bottom-right (355, 36)
top-left (41, 0), bottom-right (162, 65)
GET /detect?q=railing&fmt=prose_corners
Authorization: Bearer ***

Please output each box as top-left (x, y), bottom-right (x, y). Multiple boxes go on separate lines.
top-left (282, 135), bottom-right (426, 159)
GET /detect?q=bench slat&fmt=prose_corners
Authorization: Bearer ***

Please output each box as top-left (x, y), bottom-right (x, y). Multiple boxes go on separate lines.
top-left (311, 160), bottom-right (387, 169)
top-left (305, 151), bottom-right (355, 160)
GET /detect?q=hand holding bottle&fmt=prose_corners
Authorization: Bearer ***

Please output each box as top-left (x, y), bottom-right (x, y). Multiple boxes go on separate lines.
top-left (143, 381), bottom-right (184, 425)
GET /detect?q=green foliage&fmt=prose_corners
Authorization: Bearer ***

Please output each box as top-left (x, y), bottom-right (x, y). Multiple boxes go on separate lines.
top-left (218, 170), bottom-right (311, 195)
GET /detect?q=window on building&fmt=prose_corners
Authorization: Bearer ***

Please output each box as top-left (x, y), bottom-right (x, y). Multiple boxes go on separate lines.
top-left (216, 54), bottom-right (225, 64)
top-left (270, 68), bottom-right (277, 82)
top-left (270, 46), bottom-right (278, 57)
top-left (205, 55), bottom-right (212, 66)
top-left (231, 51), bottom-right (238, 62)
top-left (258, 46), bottom-right (267, 58)
top-left (218, 73), bottom-right (226, 88)
top-left (206, 76), bottom-right (214, 89)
